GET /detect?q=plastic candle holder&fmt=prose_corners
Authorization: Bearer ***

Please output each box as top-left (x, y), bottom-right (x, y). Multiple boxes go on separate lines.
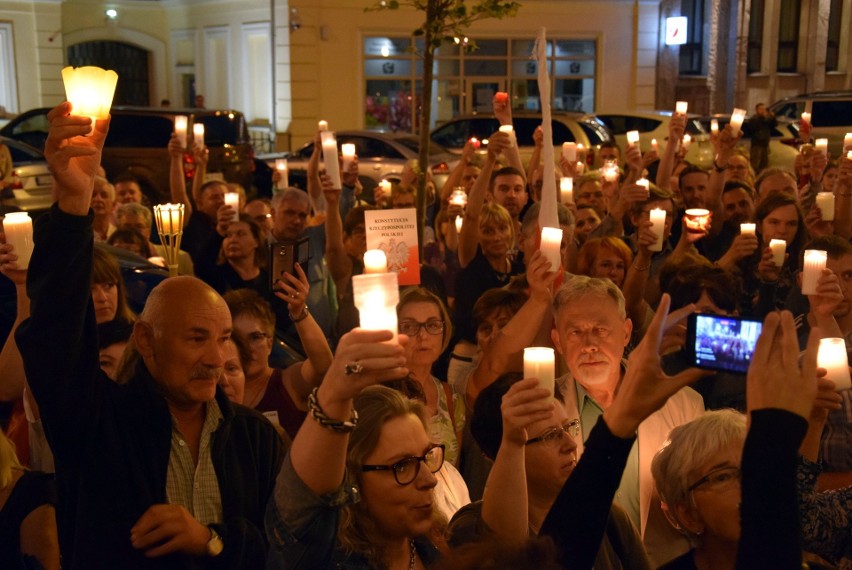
top-left (449, 188), bottom-right (468, 207)
top-left (730, 108), bottom-right (747, 136)
top-left (802, 249), bottom-right (827, 295)
top-left (815, 138), bottom-right (829, 155)
top-left (740, 223), bottom-right (756, 236)
top-left (524, 347), bottom-right (555, 396)
top-left (684, 208), bottom-right (710, 235)
top-left (817, 338), bottom-right (851, 391)
top-left (540, 227), bottom-right (563, 271)
top-left (341, 143), bottom-right (356, 173)
top-left (675, 101), bottom-right (688, 114)
top-left (816, 192), bottom-right (835, 221)
top-left (352, 272), bottom-right (400, 342)
top-left (193, 123), bottom-right (205, 148)
top-left (2, 212), bottom-right (34, 269)
top-left (562, 142), bottom-right (577, 163)
top-left (769, 239), bottom-right (787, 267)
top-left (626, 130), bottom-right (640, 147)
top-left (224, 192), bottom-right (240, 222)
top-left (61, 66), bottom-right (118, 135)
top-left (318, 120), bottom-right (328, 132)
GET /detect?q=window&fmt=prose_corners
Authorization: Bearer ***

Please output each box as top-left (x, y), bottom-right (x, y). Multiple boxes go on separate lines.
top-left (747, 0), bottom-right (765, 73)
top-left (826, 0), bottom-right (842, 72)
top-left (777, 0), bottom-right (801, 72)
top-left (679, 0), bottom-right (705, 75)
top-left (0, 23), bottom-right (17, 114)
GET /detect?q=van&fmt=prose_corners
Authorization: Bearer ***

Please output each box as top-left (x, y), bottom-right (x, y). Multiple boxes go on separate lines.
top-left (769, 92), bottom-right (852, 156)
top-left (1, 107), bottom-right (254, 203)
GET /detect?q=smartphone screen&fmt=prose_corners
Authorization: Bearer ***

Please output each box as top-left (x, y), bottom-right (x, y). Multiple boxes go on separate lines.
top-left (687, 314), bottom-right (763, 374)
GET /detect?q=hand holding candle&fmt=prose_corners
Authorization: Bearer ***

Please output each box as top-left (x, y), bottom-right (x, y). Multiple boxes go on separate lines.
top-left (193, 123), bottom-right (205, 149)
top-left (61, 66), bottom-right (119, 135)
top-left (817, 338), bottom-right (852, 391)
top-left (816, 192), bottom-right (835, 221)
top-left (321, 131), bottom-right (342, 189)
top-left (352, 272), bottom-right (400, 342)
top-left (730, 108), bottom-right (747, 137)
top-left (769, 239), bottom-right (787, 267)
top-left (174, 116), bottom-right (188, 149)
top-left (524, 347), bottom-right (555, 397)
top-left (540, 227), bottom-right (563, 271)
top-left (649, 208), bottom-right (666, 252)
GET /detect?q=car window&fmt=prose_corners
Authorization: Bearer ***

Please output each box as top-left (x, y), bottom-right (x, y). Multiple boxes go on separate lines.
top-left (685, 119), bottom-right (707, 135)
top-left (195, 114), bottom-right (249, 146)
top-left (578, 118), bottom-right (611, 145)
top-left (396, 135), bottom-right (449, 156)
top-left (811, 100), bottom-right (852, 127)
top-left (769, 102), bottom-right (802, 121)
top-left (5, 140), bottom-right (44, 164)
top-left (432, 118), bottom-right (500, 148)
top-left (104, 114), bottom-right (174, 148)
top-left (350, 136), bottom-right (405, 160)
top-left (4, 112), bottom-right (50, 150)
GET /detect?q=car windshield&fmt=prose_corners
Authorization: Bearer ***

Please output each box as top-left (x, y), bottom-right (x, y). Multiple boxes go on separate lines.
top-left (196, 113), bottom-right (249, 146)
top-left (395, 136), bottom-right (450, 156)
top-left (104, 114), bottom-right (174, 148)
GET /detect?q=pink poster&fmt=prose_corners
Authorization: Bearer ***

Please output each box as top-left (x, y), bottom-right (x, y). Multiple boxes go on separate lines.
top-left (364, 208), bottom-right (421, 285)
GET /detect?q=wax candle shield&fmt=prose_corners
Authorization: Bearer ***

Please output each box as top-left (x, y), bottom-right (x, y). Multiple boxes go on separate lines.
top-left (61, 66), bottom-right (119, 133)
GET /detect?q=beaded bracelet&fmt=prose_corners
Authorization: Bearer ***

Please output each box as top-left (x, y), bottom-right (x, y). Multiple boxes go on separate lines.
top-left (308, 387), bottom-right (358, 432)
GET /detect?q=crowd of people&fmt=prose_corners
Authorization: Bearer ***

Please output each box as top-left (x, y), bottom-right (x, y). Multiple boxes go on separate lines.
top-left (0, 94), bottom-right (851, 570)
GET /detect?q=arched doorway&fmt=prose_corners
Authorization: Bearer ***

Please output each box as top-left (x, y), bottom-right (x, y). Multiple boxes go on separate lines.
top-left (67, 41), bottom-right (150, 106)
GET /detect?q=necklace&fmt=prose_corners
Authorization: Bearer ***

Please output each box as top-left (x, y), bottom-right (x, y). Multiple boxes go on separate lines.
top-left (408, 538), bottom-right (417, 570)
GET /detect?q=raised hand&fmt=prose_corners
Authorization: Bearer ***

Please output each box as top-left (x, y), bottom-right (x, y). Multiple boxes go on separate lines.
top-left (500, 378), bottom-right (555, 446)
top-left (274, 263), bottom-right (310, 317)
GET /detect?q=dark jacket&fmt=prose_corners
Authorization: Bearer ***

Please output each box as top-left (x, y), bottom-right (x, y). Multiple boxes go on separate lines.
top-left (16, 204), bottom-right (284, 569)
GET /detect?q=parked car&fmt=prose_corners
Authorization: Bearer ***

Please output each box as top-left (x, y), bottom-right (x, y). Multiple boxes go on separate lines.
top-left (430, 111), bottom-right (613, 167)
top-left (596, 111), bottom-right (712, 168)
top-left (278, 130), bottom-right (459, 195)
top-left (0, 136), bottom-right (53, 212)
top-left (696, 114), bottom-right (800, 173)
top-left (769, 91), bottom-right (852, 156)
top-left (1, 107), bottom-right (255, 204)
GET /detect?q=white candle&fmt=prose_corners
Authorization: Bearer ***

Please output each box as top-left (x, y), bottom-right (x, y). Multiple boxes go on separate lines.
top-left (174, 116), bottom-right (188, 149)
top-left (352, 272), bottom-right (399, 342)
top-left (801, 112), bottom-right (811, 126)
top-left (560, 177), bottom-right (574, 204)
top-left (449, 188), bottom-right (468, 207)
top-left (499, 124), bottom-right (516, 145)
top-left (275, 159), bottom-right (289, 190)
top-left (320, 130), bottom-right (342, 189)
top-left (649, 208), bottom-right (666, 252)
top-left (651, 138), bottom-right (659, 152)
top-left (847, 151), bottom-right (852, 161)
top-left (675, 101), bottom-right (688, 114)
top-left (193, 123), bottom-right (205, 148)
top-left (817, 338), bottom-right (852, 391)
top-left (636, 177), bottom-right (650, 193)
top-left (575, 161), bottom-right (585, 175)
top-left (318, 120), bottom-right (328, 132)
top-left (61, 65), bottom-right (118, 135)
top-left (802, 249), bottom-right (827, 295)
top-left (740, 223), bottom-right (756, 236)
top-left (379, 179), bottom-right (392, 202)
top-left (844, 133), bottom-right (852, 151)
top-left (815, 138), bottom-right (829, 155)
top-left (224, 191), bottom-right (240, 222)
top-left (455, 216), bottom-right (463, 233)
top-left (682, 133), bottom-right (692, 151)
top-left (341, 143), bottom-right (356, 173)
top-left (769, 239), bottom-right (787, 267)
top-left (2, 212), bottom-right (34, 269)
top-left (540, 227), bottom-right (563, 271)
top-left (524, 347), bottom-right (556, 396)
top-left (363, 249), bottom-right (388, 274)
top-left (710, 119), bottom-right (719, 135)
top-left (730, 108), bottom-right (747, 136)
top-left (816, 192), bottom-right (835, 221)
top-left (562, 142), bottom-right (577, 163)
top-left (626, 130), bottom-right (640, 147)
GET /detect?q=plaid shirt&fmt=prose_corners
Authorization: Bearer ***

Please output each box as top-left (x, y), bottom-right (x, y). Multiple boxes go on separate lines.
top-left (821, 389), bottom-right (852, 471)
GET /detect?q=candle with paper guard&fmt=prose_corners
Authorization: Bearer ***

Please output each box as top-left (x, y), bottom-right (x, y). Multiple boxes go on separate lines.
top-left (848, 151), bottom-right (852, 160)
top-left (352, 272), bottom-right (399, 342)
top-left (320, 131), bottom-right (342, 189)
top-left (675, 101), bottom-right (688, 114)
top-left (560, 177), bottom-right (574, 204)
top-left (684, 208), bottom-right (710, 234)
top-left (524, 347), bottom-right (555, 396)
top-left (318, 120), bottom-right (328, 132)
top-left (816, 192), bottom-right (835, 221)
top-left (802, 250), bottom-right (827, 295)
top-left (740, 223), bottom-right (756, 236)
top-left (540, 227), bottom-right (563, 271)
top-left (224, 192), bottom-right (240, 222)
top-left (275, 159), bottom-right (289, 190)
top-left (649, 208), bottom-right (666, 252)
top-left (730, 109), bottom-right (747, 136)
top-left (815, 139), bottom-right (829, 155)
top-left (341, 143), bottom-right (356, 173)
top-left (363, 249), bottom-right (388, 274)
top-left (61, 66), bottom-right (118, 135)
top-left (2, 212), bottom-right (34, 269)
top-left (174, 116), bottom-right (188, 148)
top-left (193, 123), bottom-right (205, 148)
top-left (626, 131), bottom-right (640, 147)
top-left (817, 338), bottom-right (852, 391)
top-left (769, 239), bottom-right (787, 266)
top-left (562, 142), bottom-right (577, 163)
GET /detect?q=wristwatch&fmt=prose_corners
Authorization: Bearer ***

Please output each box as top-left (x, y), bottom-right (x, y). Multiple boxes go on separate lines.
top-left (290, 305), bottom-right (310, 323)
top-left (206, 526), bottom-right (224, 557)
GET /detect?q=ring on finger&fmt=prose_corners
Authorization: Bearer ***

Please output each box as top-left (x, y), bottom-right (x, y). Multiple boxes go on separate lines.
top-left (344, 362), bottom-right (364, 376)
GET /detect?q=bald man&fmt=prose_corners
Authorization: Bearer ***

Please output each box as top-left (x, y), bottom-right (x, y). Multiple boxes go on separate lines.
top-left (16, 103), bottom-right (283, 569)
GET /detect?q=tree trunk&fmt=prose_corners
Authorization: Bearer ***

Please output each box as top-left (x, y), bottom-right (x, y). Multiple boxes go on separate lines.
top-left (416, 0), bottom-right (437, 258)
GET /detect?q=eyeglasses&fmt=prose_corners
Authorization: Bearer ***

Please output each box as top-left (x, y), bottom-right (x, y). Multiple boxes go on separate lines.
top-left (525, 420), bottom-right (581, 447)
top-left (688, 465), bottom-right (741, 493)
top-left (398, 319), bottom-right (445, 337)
top-left (362, 444), bottom-right (445, 485)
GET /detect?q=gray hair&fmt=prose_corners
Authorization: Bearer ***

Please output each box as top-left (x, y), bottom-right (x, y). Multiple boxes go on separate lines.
top-left (755, 167), bottom-right (796, 193)
top-left (271, 188), bottom-right (310, 210)
top-left (116, 202), bottom-right (153, 226)
top-left (521, 203), bottom-right (575, 237)
top-left (651, 409), bottom-right (746, 539)
top-left (552, 275), bottom-right (627, 320)
top-left (93, 176), bottom-right (115, 201)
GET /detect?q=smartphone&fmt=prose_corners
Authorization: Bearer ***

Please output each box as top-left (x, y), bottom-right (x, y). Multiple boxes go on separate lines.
top-left (268, 237), bottom-right (310, 292)
top-left (685, 313), bottom-right (763, 375)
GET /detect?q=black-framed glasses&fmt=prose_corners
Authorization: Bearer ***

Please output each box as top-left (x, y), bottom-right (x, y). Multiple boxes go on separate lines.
top-left (361, 444), bottom-right (445, 485)
top-left (398, 319), bottom-right (445, 337)
top-left (525, 419), bottom-right (581, 447)
top-left (687, 465), bottom-right (741, 493)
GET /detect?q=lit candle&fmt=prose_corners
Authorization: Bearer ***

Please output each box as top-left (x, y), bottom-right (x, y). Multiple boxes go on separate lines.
top-left (524, 347), bottom-right (556, 396)
top-left (379, 179), bottom-right (392, 202)
top-left (816, 192), bottom-right (835, 221)
top-left (802, 249), bottom-right (827, 295)
top-left (649, 208), bottom-right (666, 252)
top-left (61, 65), bottom-right (119, 135)
top-left (575, 161), bottom-right (585, 175)
top-left (469, 137), bottom-right (481, 149)
top-left (651, 138), bottom-right (659, 152)
top-left (275, 159), bottom-right (289, 190)
top-left (494, 91), bottom-right (509, 104)
top-left (153, 203), bottom-right (185, 277)
top-left (602, 161), bottom-right (619, 183)
top-left (847, 151), bottom-right (852, 161)
top-left (174, 116), bottom-right (188, 149)
top-left (801, 112), bottom-right (811, 126)
top-left (455, 216), bottom-right (463, 233)
top-left (318, 120), bottom-right (328, 132)
top-left (449, 188), bottom-right (468, 207)
top-left (2, 212), bottom-right (34, 269)
top-left (193, 123), bottom-right (205, 148)
top-left (636, 177), bottom-right (650, 194)
top-left (682, 133), bottom-right (692, 151)
top-left (540, 227), bottom-right (563, 271)
top-left (844, 132), bottom-right (852, 151)
top-left (769, 239), bottom-right (787, 267)
top-left (815, 138), bottom-right (829, 155)
top-left (363, 249), bottom-right (388, 274)
top-left (341, 143), bottom-right (356, 173)
top-left (711, 119), bottom-right (719, 135)
top-left (817, 338), bottom-right (852, 391)
top-left (740, 223), bottom-right (756, 236)
top-left (352, 272), bottom-right (400, 342)
top-left (560, 177), bottom-right (574, 204)
top-left (730, 108), bottom-right (747, 136)
top-left (320, 131), bottom-right (342, 189)
top-left (562, 142), bottom-right (577, 163)
top-left (626, 130), bottom-right (640, 147)
top-left (684, 208), bottom-right (710, 235)
top-left (224, 191), bottom-right (240, 222)
top-left (499, 124), bottom-right (516, 145)
top-left (675, 101), bottom-right (688, 114)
